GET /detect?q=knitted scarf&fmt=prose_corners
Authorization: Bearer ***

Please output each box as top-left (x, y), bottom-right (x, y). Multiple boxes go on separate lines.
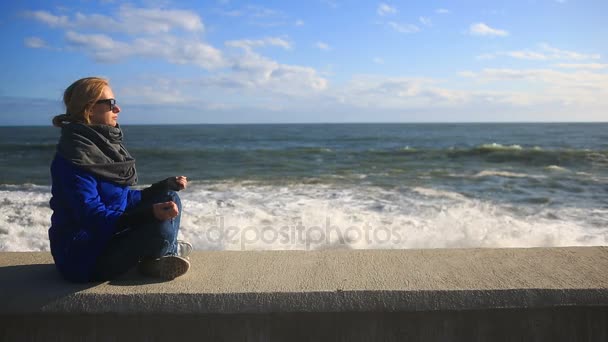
top-left (57, 122), bottom-right (138, 186)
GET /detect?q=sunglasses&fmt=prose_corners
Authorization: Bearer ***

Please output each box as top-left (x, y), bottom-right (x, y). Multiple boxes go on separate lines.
top-left (95, 98), bottom-right (117, 111)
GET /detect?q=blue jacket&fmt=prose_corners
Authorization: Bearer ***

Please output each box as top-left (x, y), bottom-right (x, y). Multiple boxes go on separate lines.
top-left (49, 154), bottom-right (142, 282)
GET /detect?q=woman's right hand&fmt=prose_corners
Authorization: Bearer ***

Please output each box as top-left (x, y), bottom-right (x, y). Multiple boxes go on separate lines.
top-left (152, 201), bottom-right (179, 221)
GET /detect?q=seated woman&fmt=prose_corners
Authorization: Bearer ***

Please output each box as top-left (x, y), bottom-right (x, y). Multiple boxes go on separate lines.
top-left (49, 77), bottom-right (192, 283)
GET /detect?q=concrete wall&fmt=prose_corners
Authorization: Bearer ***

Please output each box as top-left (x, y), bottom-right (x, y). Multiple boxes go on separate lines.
top-left (1, 247), bottom-right (607, 341)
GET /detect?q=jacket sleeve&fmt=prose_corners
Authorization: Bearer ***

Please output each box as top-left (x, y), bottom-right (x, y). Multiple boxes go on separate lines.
top-left (126, 188), bottom-right (142, 211)
top-left (61, 165), bottom-right (160, 235)
top-left (140, 178), bottom-right (174, 201)
top-left (58, 165), bottom-right (126, 240)
top-left (117, 178), bottom-right (181, 227)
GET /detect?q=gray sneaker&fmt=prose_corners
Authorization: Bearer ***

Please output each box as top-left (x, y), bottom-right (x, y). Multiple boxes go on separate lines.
top-left (177, 240), bottom-right (193, 258)
top-left (138, 255), bottom-right (190, 280)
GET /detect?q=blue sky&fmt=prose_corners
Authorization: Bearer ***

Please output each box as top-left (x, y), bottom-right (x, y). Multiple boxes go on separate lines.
top-left (1, 0), bottom-right (607, 125)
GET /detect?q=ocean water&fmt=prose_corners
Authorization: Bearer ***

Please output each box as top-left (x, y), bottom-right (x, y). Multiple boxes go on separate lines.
top-left (1, 123), bottom-right (607, 251)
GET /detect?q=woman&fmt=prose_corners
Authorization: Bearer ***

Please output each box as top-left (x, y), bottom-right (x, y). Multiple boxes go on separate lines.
top-left (49, 77), bottom-right (192, 283)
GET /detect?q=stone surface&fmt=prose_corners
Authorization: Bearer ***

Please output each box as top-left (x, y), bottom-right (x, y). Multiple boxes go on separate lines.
top-left (1, 247), bottom-right (607, 314)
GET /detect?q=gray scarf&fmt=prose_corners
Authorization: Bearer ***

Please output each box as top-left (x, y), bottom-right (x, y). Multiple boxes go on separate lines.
top-left (57, 122), bottom-right (138, 186)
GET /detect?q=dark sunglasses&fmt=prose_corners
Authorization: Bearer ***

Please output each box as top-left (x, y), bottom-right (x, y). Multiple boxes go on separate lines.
top-left (95, 98), bottom-right (117, 111)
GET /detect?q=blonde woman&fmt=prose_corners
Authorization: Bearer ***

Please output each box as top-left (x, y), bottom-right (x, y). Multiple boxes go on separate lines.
top-left (49, 77), bottom-right (191, 282)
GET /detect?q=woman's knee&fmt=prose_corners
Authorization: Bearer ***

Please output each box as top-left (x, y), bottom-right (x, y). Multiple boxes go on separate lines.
top-left (142, 217), bottom-right (179, 241)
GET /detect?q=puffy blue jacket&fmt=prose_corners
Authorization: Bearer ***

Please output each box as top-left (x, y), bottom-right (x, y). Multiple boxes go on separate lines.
top-left (49, 154), bottom-right (142, 282)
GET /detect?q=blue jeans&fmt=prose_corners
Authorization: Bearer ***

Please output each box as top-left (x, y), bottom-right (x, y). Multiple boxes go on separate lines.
top-left (92, 191), bottom-right (182, 281)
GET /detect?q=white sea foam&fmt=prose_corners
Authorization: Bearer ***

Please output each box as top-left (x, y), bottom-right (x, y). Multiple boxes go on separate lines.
top-left (1, 183), bottom-right (606, 252)
top-left (0, 187), bottom-right (52, 251)
top-left (179, 183), bottom-right (607, 250)
top-left (473, 170), bottom-right (531, 178)
top-left (478, 143), bottom-right (523, 151)
top-left (545, 165), bottom-right (570, 172)
top-left (411, 187), bottom-right (469, 201)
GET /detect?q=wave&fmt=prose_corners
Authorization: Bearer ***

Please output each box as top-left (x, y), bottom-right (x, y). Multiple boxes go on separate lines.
top-left (9, 140), bottom-right (600, 169)
top-left (443, 145), bottom-right (607, 167)
top-left (411, 187), bottom-right (469, 201)
top-left (473, 170), bottom-right (534, 178)
top-left (2, 142), bottom-right (606, 187)
top-left (2, 182), bottom-right (606, 252)
top-left (0, 184), bottom-right (50, 192)
top-left (545, 165), bottom-right (570, 172)
top-left (128, 143), bottom-right (607, 161)
top-left (477, 143), bottom-right (524, 151)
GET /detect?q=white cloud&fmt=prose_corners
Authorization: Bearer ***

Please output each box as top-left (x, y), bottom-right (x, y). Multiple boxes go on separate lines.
top-left (295, 19), bottom-right (304, 26)
top-left (468, 22), bottom-right (509, 37)
top-left (202, 51), bottom-right (329, 97)
top-left (24, 36), bottom-right (48, 49)
top-left (459, 68), bottom-right (608, 105)
top-left (539, 43), bottom-right (600, 60)
top-left (554, 63), bottom-right (608, 70)
top-left (117, 6), bottom-right (204, 33)
top-left (436, 8), bottom-right (450, 14)
top-left (377, 3), bottom-right (397, 16)
top-left (25, 6), bottom-right (204, 35)
top-left (116, 44), bottom-right (328, 102)
top-left (23, 10), bottom-right (69, 27)
top-left (338, 76), bottom-right (468, 108)
top-left (387, 22), bottom-right (420, 34)
top-left (484, 44), bottom-right (601, 62)
top-left (65, 31), bottom-right (127, 59)
top-left (217, 5), bottom-right (289, 27)
top-left (456, 67), bottom-right (608, 110)
top-left (25, 5), bottom-right (327, 101)
top-left (316, 42), bottom-right (331, 51)
top-left (328, 66), bottom-right (608, 111)
top-left (419, 16), bottom-right (432, 26)
top-left (65, 31), bottom-right (226, 68)
top-left (373, 57), bottom-right (384, 64)
top-left (506, 51), bottom-right (547, 60)
top-left (226, 37), bottom-right (292, 51)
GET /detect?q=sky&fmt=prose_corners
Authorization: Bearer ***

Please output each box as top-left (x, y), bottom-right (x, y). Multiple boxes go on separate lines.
top-left (0, 0), bottom-right (607, 125)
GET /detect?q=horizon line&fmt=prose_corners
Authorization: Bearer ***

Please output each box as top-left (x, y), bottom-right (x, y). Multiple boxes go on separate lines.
top-left (1, 121), bottom-right (608, 128)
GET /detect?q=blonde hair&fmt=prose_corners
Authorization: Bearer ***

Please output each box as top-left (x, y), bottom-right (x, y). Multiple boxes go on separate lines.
top-left (52, 77), bottom-right (109, 127)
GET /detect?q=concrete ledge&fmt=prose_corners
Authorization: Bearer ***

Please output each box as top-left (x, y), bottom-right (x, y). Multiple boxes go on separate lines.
top-left (1, 247), bottom-right (607, 341)
top-left (1, 247), bottom-right (608, 314)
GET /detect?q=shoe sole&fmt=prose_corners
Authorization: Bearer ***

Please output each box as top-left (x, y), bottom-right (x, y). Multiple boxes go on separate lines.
top-left (159, 255), bottom-right (190, 280)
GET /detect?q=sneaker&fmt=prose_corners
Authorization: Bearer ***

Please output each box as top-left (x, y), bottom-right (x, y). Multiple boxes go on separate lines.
top-left (177, 240), bottom-right (193, 258)
top-left (138, 255), bottom-right (190, 280)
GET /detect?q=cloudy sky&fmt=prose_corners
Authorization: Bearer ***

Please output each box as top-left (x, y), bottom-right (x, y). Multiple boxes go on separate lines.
top-left (1, 0), bottom-right (607, 125)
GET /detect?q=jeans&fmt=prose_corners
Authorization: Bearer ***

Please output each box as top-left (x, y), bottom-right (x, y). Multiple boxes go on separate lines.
top-left (92, 191), bottom-right (182, 281)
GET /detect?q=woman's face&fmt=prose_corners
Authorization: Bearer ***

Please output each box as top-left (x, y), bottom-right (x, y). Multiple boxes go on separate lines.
top-left (89, 86), bottom-right (121, 126)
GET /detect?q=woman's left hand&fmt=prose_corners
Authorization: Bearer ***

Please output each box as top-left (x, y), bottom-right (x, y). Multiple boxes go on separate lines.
top-left (167, 176), bottom-right (188, 191)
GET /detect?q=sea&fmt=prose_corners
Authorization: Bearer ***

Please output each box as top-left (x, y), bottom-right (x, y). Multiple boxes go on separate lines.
top-left (1, 123), bottom-right (607, 251)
